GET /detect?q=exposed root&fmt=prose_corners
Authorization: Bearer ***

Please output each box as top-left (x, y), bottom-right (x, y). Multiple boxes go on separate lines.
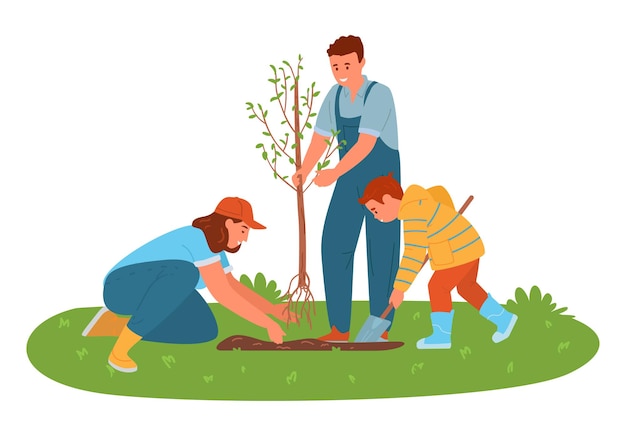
top-left (280, 272), bottom-right (316, 329)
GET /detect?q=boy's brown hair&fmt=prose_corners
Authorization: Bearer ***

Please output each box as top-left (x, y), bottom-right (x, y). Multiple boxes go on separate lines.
top-left (358, 173), bottom-right (403, 204)
top-left (327, 35), bottom-right (364, 62)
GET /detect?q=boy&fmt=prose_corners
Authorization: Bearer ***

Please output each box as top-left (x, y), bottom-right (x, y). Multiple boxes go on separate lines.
top-left (358, 174), bottom-right (517, 349)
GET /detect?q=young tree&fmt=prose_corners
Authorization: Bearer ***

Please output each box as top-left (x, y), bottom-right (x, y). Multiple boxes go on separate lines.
top-left (246, 55), bottom-right (344, 328)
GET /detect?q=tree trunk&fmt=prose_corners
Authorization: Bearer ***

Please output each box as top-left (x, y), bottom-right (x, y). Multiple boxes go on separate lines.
top-left (293, 79), bottom-right (307, 286)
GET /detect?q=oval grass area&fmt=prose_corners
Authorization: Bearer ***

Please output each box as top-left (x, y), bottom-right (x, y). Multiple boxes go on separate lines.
top-left (27, 294), bottom-right (599, 400)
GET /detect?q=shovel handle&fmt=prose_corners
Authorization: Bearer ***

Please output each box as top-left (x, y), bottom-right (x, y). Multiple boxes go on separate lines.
top-left (381, 303), bottom-right (394, 319)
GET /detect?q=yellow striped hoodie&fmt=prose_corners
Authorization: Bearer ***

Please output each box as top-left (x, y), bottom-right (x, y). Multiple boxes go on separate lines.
top-left (394, 185), bottom-right (485, 292)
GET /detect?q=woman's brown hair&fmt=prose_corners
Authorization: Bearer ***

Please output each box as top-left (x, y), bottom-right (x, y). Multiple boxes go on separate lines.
top-left (192, 213), bottom-right (242, 253)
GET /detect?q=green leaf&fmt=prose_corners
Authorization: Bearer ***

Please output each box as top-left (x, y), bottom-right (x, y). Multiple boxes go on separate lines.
top-left (248, 114), bottom-right (256, 119)
top-left (313, 91), bottom-right (320, 97)
top-left (255, 143), bottom-right (263, 149)
top-left (262, 131), bottom-right (270, 136)
top-left (245, 102), bottom-right (253, 109)
top-left (262, 151), bottom-right (268, 160)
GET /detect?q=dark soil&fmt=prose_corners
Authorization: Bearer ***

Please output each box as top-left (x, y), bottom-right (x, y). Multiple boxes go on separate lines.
top-left (216, 335), bottom-right (404, 351)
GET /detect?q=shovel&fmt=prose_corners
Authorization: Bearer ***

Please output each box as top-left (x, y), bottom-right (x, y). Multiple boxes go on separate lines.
top-left (354, 194), bottom-right (475, 343)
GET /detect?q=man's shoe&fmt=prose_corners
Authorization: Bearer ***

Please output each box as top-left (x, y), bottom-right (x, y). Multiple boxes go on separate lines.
top-left (318, 326), bottom-right (349, 342)
top-left (82, 307), bottom-right (128, 337)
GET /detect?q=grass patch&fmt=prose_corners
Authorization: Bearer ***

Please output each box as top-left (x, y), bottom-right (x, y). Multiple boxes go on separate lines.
top-left (26, 285), bottom-right (599, 400)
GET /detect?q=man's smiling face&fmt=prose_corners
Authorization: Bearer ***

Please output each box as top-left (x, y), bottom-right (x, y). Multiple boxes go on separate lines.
top-left (329, 52), bottom-right (365, 88)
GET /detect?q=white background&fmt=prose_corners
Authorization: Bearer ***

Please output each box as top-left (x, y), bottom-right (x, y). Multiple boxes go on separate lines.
top-left (2, 1), bottom-right (624, 434)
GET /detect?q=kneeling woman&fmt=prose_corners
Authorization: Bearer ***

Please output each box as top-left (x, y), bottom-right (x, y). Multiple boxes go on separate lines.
top-left (82, 197), bottom-right (288, 373)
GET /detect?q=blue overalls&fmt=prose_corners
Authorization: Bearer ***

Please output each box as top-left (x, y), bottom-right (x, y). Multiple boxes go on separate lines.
top-left (321, 82), bottom-right (401, 333)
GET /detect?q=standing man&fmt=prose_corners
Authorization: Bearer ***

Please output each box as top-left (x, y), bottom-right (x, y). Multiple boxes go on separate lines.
top-left (292, 35), bottom-right (401, 342)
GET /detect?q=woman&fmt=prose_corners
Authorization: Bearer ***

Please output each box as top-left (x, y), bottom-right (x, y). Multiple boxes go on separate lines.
top-left (82, 196), bottom-right (288, 373)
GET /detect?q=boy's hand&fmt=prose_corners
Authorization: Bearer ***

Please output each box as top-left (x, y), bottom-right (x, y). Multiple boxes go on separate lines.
top-left (389, 289), bottom-right (405, 309)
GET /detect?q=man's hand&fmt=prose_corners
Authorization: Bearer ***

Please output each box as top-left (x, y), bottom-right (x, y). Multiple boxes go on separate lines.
top-left (266, 321), bottom-right (286, 344)
top-left (292, 168), bottom-right (308, 187)
top-left (313, 168), bottom-right (340, 187)
top-left (389, 289), bottom-right (405, 309)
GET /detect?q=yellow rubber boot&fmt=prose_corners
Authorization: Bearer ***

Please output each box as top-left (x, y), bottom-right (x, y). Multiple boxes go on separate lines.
top-left (82, 308), bottom-right (128, 337)
top-left (108, 326), bottom-right (142, 373)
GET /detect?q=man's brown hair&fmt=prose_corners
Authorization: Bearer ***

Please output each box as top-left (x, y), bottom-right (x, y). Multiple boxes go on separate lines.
top-left (358, 173), bottom-right (403, 205)
top-left (192, 213), bottom-right (242, 254)
top-left (327, 35), bottom-right (364, 62)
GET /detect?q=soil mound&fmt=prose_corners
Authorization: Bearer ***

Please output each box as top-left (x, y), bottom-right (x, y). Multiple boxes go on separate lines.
top-left (217, 335), bottom-right (404, 351)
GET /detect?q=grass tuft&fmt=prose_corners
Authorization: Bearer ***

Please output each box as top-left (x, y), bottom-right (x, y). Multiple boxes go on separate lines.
top-left (507, 285), bottom-right (574, 320)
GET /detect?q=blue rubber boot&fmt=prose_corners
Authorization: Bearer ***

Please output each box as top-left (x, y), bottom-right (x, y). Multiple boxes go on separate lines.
top-left (417, 310), bottom-right (454, 349)
top-left (479, 293), bottom-right (518, 343)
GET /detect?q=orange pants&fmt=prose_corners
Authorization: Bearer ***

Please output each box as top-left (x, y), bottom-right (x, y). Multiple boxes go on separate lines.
top-left (428, 259), bottom-right (488, 312)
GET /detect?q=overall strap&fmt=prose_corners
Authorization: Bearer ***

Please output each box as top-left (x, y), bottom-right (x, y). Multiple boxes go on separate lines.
top-left (334, 80), bottom-right (379, 116)
top-left (363, 81), bottom-right (377, 103)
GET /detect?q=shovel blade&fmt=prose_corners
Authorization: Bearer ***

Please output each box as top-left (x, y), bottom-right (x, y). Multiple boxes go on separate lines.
top-left (354, 315), bottom-right (391, 342)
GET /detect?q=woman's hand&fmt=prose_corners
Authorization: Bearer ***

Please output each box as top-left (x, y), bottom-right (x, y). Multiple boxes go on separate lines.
top-left (271, 302), bottom-right (297, 323)
top-left (266, 321), bottom-right (286, 344)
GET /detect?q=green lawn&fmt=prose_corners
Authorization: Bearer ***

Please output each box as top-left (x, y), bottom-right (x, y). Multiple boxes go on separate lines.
top-left (26, 285), bottom-right (599, 401)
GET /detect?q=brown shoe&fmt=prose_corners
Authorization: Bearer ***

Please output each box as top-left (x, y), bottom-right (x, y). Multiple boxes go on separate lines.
top-left (318, 326), bottom-right (350, 342)
top-left (82, 307), bottom-right (128, 337)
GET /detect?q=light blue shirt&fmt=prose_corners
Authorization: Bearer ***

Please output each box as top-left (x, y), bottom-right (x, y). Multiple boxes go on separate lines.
top-left (314, 75), bottom-right (399, 150)
top-left (106, 226), bottom-right (231, 289)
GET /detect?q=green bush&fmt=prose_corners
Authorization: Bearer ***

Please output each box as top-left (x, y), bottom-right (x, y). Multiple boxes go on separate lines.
top-left (240, 272), bottom-right (288, 304)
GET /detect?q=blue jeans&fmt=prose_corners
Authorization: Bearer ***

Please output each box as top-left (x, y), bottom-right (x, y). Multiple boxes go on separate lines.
top-left (103, 260), bottom-right (218, 343)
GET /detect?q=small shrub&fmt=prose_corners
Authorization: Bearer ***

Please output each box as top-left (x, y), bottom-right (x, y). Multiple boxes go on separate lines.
top-left (240, 272), bottom-right (288, 304)
top-left (506, 285), bottom-right (574, 320)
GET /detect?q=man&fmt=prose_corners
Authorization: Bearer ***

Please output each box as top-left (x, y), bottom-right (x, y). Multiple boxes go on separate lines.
top-left (292, 35), bottom-right (401, 342)
top-left (358, 174), bottom-right (518, 349)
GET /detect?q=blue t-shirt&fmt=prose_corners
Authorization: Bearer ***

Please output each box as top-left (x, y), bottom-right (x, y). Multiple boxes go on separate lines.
top-left (105, 226), bottom-right (231, 289)
top-left (314, 75), bottom-right (399, 150)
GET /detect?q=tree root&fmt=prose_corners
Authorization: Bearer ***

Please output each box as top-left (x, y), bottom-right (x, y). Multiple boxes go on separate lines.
top-left (281, 272), bottom-right (316, 329)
